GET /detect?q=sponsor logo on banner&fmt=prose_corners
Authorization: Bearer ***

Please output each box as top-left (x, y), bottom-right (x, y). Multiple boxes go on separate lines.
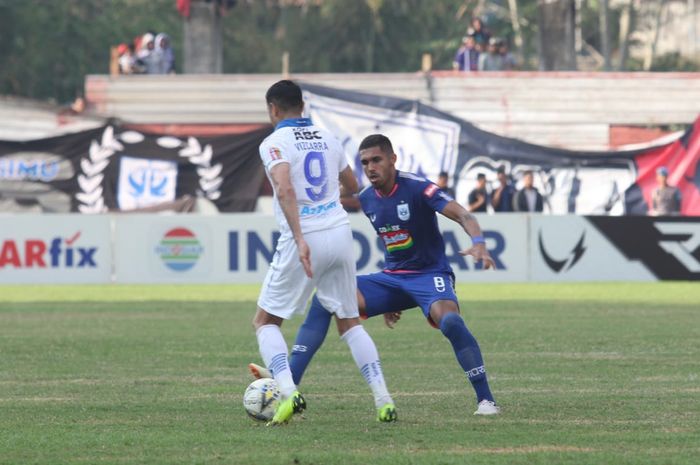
top-left (586, 216), bottom-right (700, 280)
top-left (118, 156), bottom-right (177, 210)
top-left (0, 231), bottom-right (97, 269)
top-left (538, 229), bottom-right (587, 272)
top-left (155, 228), bottom-right (204, 272)
top-left (654, 222), bottom-right (700, 272)
top-left (0, 153), bottom-right (73, 182)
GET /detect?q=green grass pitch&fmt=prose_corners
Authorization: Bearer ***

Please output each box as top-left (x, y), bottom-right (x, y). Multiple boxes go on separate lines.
top-left (1, 283), bottom-right (698, 465)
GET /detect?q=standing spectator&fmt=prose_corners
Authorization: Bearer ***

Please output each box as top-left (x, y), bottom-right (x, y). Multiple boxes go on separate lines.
top-left (155, 33), bottom-right (175, 74)
top-left (513, 170), bottom-right (544, 212)
top-left (491, 165), bottom-right (516, 212)
top-left (499, 42), bottom-right (517, 70)
top-left (453, 35), bottom-right (479, 72)
top-left (468, 173), bottom-right (489, 213)
top-left (651, 166), bottom-right (682, 215)
top-left (436, 171), bottom-right (456, 198)
top-left (138, 33), bottom-right (164, 74)
top-left (470, 17), bottom-right (490, 48)
top-left (478, 38), bottom-right (506, 71)
top-left (118, 43), bottom-right (138, 74)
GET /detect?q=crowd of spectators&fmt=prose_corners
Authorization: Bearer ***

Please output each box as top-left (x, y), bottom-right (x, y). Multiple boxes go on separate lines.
top-left (116, 32), bottom-right (175, 75)
top-left (453, 17), bottom-right (516, 72)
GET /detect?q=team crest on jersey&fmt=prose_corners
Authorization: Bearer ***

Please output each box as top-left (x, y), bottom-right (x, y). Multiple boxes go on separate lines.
top-left (269, 147), bottom-right (282, 160)
top-left (397, 203), bottom-right (410, 221)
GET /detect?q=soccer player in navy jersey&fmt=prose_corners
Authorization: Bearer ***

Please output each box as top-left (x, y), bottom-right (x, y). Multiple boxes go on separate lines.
top-left (251, 133), bottom-right (499, 416)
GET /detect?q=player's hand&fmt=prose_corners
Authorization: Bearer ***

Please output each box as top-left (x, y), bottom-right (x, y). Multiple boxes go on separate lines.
top-left (384, 312), bottom-right (402, 329)
top-left (460, 243), bottom-right (496, 270)
top-left (296, 239), bottom-right (313, 278)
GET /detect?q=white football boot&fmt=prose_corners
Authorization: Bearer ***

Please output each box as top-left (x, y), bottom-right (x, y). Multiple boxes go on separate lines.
top-left (474, 399), bottom-right (500, 416)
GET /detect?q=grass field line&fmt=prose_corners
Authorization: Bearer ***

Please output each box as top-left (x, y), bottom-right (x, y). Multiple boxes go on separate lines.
top-left (440, 445), bottom-right (597, 455)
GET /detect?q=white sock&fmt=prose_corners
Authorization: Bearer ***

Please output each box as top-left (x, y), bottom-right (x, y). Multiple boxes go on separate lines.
top-left (342, 325), bottom-right (393, 408)
top-left (256, 324), bottom-right (296, 398)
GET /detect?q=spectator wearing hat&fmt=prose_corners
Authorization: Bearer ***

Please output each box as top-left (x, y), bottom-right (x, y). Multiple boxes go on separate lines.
top-left (453, 35), bottom-right (479, 72)
top-left (491, 165), bottom-right (516, 212)
top-left (478, 38), bottom-right (507, 71)
top-left (513, 170), bottom-right (544, 212)
top-left (468, 173), bottom-right (489, 213)
top-left (651, 166), bottom-right (681, 215)
top-left (118, 43), bottom-right (138, 74)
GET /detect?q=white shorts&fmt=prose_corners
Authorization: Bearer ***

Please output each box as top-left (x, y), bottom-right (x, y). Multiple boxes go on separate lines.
top-left (257, 224), bottom-right (358, 320)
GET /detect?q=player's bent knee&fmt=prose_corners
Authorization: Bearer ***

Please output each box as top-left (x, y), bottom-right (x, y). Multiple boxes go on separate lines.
top-left (335, 316), bottom-right (360, 336)
top-left (436, 309), bottom-right (464, 333)
top-left (253, 307), bottom-right (283, 330)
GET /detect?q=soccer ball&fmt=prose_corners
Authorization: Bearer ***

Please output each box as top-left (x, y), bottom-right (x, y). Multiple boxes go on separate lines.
top-left (243, 378), bottom-right (280, 421)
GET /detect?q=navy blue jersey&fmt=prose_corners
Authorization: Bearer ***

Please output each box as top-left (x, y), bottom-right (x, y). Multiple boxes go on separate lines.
top-left (359, 171), bottom-right (453, 273)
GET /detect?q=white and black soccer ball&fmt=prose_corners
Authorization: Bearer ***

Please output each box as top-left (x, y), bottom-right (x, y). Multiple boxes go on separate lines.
top-left (243, 378), bottom-right (280, 421)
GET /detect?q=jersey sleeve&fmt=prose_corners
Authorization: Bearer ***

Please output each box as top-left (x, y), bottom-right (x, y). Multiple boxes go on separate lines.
top-left (259, 138), bottom-right (289, 172)
top-left (419, 180), bottom-right (453, 213)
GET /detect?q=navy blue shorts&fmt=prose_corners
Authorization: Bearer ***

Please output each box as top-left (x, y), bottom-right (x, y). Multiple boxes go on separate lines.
top-left (358, 271), bottom-right (458, 327)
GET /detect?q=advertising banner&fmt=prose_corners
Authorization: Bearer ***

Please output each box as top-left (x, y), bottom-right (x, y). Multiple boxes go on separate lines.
top-left (0, 214), bottom-right (112, 283)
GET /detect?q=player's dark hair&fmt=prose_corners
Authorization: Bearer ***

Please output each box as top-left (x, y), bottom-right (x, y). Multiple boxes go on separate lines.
top-left (523, 169), bottom-right (534, 176)
top-left (438, 171), bottom-right (449, 178)
top-left (265, 80), bottom-right (303, 112)
top-left (359, 134), bottom-right (394, 156)
top-left (476, 173), bottom-right (486, 180)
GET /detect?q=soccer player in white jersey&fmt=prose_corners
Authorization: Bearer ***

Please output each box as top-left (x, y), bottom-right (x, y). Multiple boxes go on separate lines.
top-left (253, 80), bottom-right (396, 424)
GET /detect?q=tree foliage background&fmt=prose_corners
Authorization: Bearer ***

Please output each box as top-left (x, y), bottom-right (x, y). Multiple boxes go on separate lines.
top-left (0, 0), bottom-right (696, 103)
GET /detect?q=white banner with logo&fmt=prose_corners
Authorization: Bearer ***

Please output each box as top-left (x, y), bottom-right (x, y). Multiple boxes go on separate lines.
top-left (3, 214), bottom-right (696, 284)
top-left (111, 213), bottom-right (528, 284)
top-left (0, 214), bottom-right (112, 283)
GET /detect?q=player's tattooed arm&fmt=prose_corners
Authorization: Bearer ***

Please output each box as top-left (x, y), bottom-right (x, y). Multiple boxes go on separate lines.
top-left (441, 201), bottom-right (496, 270)
top-left (269, 163), bottom-right (313, 278)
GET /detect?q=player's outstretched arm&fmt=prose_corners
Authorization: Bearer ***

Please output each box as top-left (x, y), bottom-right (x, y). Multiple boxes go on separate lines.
top-left (441, 201), bottom-right (496, 270)
top-left (269, 163), bottom-right (312, 278)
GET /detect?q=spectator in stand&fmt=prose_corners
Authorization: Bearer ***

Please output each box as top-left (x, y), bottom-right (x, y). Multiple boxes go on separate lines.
top-left (491, 165), bottom-right (515, 212)
top-left (155, 33), bottom-right (176, 74)
top-left (513, 170), bottom-right (544, 212)
top-left (138, 32), bottom-right (164, 74)
top-left (651, 166), bottom-right (682, 215)
top-left (470, 17), bottom-right (490, 49)
top-left (453, 35), bottom-right (479, 72)
top-left (118, 43), bottom-right (138, 74)
top-left (478, 37), bottom-right (506, 71)
top-left (499, 41), bottom-right (517, 70)
top-left (437, 171), bottom-right (456, 198)
top-left (468, 173), bottom-right (489, 213)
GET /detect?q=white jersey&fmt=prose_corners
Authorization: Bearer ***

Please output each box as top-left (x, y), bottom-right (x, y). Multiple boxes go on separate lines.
top-left (259, 118), bottom-right (349, 238)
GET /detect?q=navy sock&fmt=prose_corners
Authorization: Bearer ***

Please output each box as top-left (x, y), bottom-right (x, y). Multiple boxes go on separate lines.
top-left (439, 312), bottom-right (495, 403)
top-left (289, 295), bottom-right (332, 385)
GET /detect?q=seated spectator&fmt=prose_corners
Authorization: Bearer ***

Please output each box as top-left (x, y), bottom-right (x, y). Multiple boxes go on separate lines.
top-left (478, 37), bottom-right (506, 71)
top-left (468, 173), bottom-right (489, 213)
top-left (436, 171), bottom-right (456, 198)
top-left (651, 166), bottom-right (681, 215)
top-left (453, 35), bottom-right (479, 72)
top-left (513, 170), bottom-right (544, 212)
top-left (155, 33), bottom-right (176, 74)
top-left (491, 165), bottom-right (516, 212)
